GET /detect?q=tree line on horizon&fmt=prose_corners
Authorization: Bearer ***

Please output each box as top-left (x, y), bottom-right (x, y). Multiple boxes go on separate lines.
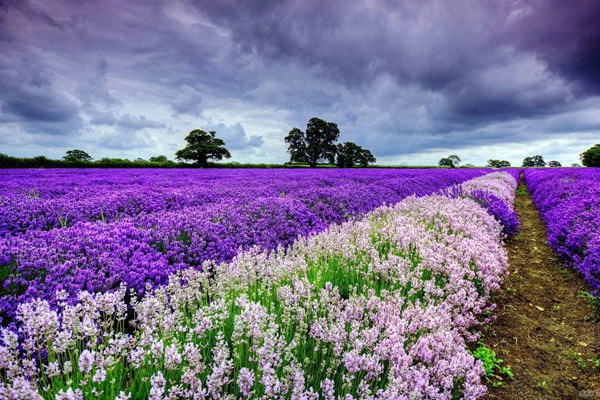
top-left (1, 126), bottom-right (599, 168)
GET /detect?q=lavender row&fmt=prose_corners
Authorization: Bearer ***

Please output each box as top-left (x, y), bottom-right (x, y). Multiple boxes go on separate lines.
top-left (0, 169), bottom-right (490, 238)
top-left (0, 173), bottom-right (517, 399)
top-left (0, 169), bottom-right (489, 324)
top-left (525, 168), bottom-right (600, 293)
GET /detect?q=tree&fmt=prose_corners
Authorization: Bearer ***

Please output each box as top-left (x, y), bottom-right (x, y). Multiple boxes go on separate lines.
top-left (149, 155), bottom-right (168, 163)
top-left (580, 144), bottom-right (600, 167)
top-left (175, 129), bottom-right (231, 167)
top-left (284, 128), bottom-right (307, 163)
top-left (522, 155), bottom-right (546, 167)
top-left (284, 118), bottom-right (339, 167)
top-left (63, 149), bottom-right (93, 162)
top-left (547, 160), bottom-right (562, 167)
top-left (336, 142), bottom-right (376, 167)
top-left (486, 159), bottom-right (511, 168)
top-left (438, 154), bottom-right (461, 168)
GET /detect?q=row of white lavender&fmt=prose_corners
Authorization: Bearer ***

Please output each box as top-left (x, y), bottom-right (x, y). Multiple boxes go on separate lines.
top-left (1, 172), bottom-right (518, 400)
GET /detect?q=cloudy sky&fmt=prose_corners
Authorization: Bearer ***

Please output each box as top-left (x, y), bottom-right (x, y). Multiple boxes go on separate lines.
top-left (1, 0), bottom-right (599, 166)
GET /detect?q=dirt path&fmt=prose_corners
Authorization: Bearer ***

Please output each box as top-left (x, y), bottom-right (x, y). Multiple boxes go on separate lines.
top-left (483, 177), bottom-right (599, 399)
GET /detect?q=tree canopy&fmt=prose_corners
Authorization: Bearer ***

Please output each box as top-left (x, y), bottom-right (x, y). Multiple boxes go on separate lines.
top-left (63, 149), bottom-right (93, 162)
top-left (284, 128), bottom-right (307, 164)
top-left (580, 144), bottom-right (600, 167)
top-left (547, 160), bottom-right (562, 167)
top-left (336, 142), bottom-right (377, 167)
top-left (284, 117), bottom-right (340, 167)
top-left (522, 155), bottom-right (546, 167)
top-left (438, 155), bottom-right (461, 168)
top-left (175, 129), bottom-right (231, 167)
top-left (149, 155), bottom-right (168, 163)
top-left (486, 159), bottom-right (511, 168)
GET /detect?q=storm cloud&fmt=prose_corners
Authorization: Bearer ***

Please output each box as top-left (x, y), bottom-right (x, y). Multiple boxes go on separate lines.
top-left (0, 0), bottom-right (598, 165)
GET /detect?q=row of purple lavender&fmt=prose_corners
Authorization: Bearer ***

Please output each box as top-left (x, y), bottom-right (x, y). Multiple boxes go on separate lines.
top-left (0, 168), bottom-right (490, 324)
top-left (525, 168), bottom-right (600, 294)
top-left (1, 171), bottom-right (519, 399)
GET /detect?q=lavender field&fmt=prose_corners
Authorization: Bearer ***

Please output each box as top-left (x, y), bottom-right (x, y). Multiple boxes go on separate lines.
top-left (525, 168), bottom-right (600, 294)
top-left (0, 168), bottom-right (493, 321)
top-left (0, 169), bottom-right (521, 399)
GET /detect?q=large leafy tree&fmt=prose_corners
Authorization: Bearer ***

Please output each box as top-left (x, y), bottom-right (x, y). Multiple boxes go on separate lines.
top-left (336, 142), bottom-right (376, 167)
top-left (486, 159), bottom-right (511, 168)
top-left (284, 117), bottom-right (340, 167)
top-left (63, 149), bottom-right (93, 162)
top-left (438, 154), bottom-right (461, 168)
top-left (522, 155), bottom-right (546, 167)
top-left (175, 130), bottom-right (231, 167)
top-left (580, 144), bottom-right (600, 167)
top-left (547, 160), bottom-right (562, 167)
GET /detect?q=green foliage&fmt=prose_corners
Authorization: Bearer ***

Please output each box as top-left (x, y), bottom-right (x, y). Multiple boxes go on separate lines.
top-left (284, 127), bottom-right (307, 163)
top-left (149, 155), bottom-right (168, 163)
top-left (536, 380), bottom-right (548, 389)
top-left (570, 351), bottom-right (588, 371)
top-left (438, 155), bottom-right (461, 168)
top-left (63, 149), bottom-right (93, 162)
top-left (336, 142), bottom-right (376, 167)
top-left (522, 155), bottom-right (546, 167)
top-left (577, 290), bottom-right (600, 322)
top-left (0, 154), bottom-right (63, 168)
top-left (547, 160), bottom-right (562, 167)
top-left (580, 144), bottom-right (600, 167)
top-left (175, 129), bottom-right (232, 167)
top-left (284, 118), bottom-right (340, 167)
top-left (486, 159), bottom-right (511, 168)
top-left (471, 341), bottom-right (513, 385)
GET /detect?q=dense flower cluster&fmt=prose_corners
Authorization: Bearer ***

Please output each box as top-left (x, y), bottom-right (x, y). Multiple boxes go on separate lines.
top-left (525, 168), bottom-right (600, 294)
top-left (0, 169), bottom-right (490, 238)
top-left (0, 172), bottom-right (518, 399)
top-left (0, 169), bottom-right (489, 324)
top-left (442, 172), bottom-right (520, 239)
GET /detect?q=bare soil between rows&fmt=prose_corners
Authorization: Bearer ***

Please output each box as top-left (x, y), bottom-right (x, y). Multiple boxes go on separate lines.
top-left (483, 178), bottom-right (599, 399)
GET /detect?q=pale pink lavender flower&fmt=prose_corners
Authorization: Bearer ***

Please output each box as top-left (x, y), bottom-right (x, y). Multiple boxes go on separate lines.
top-left (320, 378), bottom-right (335, 400)
top-left (0, 377), bottom-right (44, 400)
top-left (55, 387), bottom-right (83, 400)
top-left (206, 333), bottom-right (233, 399)
top-left (164, 343), bottom-right (182, 371)
top-left (149, 371), bottom-right (166, 400)
top-left (78, 349), bottom-right (95, 374)
top-left (236, 367), bottom-right (255, 399)
top-left (92, 368), bottom-right (106, 384)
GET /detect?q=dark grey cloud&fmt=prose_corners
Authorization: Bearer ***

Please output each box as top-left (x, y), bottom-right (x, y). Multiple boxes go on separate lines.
top-left (0, 57), bottom-right (82, 134)
top-left (509, 0), bottom-right (600, 91)
top-left (193, 0), bottom-right (598, 123)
